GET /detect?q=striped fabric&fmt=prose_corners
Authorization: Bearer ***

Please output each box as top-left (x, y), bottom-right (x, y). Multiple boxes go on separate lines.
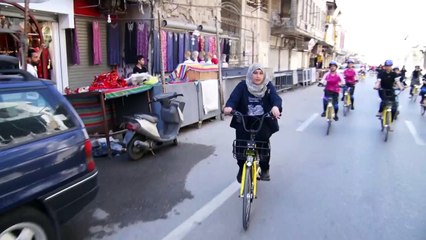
top-left (66, 94), bottom-right (112, 134)
top-left (172, 63), bottom-right (218, 81)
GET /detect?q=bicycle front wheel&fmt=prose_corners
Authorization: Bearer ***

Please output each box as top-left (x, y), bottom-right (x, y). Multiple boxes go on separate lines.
top-left (242, 166), bottom-right (252, 230)
top-left (384, 112), bottom-right (391, 142)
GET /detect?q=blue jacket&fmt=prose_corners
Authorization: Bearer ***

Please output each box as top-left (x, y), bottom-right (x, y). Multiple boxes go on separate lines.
top-left (225, 81), bottom-right (283, 134)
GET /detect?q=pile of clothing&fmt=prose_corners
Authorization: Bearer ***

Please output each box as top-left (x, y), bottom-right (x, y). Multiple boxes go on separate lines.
top-left (88, 70), bottom-right (127, 91)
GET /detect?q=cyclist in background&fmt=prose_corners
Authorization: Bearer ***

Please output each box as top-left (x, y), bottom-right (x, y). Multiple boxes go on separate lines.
top-left (410, 65), bottom-right (422, 98)
top-left (320, 60), bottom-right (344, 121)
top-left (223, 63), bottom-right (282, 183)
top-left (374, 60), bottom-right (405, 120)
top-left (420, 76), bottom-right (426, 104)
top-left (342, 59), bottom-right (357, 110)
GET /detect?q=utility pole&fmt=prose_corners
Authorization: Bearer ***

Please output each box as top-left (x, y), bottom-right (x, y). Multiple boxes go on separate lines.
top-left (23, 0), bottom-right (29, 70)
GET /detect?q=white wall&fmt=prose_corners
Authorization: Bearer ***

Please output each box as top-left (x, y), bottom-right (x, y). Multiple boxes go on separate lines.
top-left (270, 48), bottom-right (279, 71)
top-left (17, 0), bottom-right (74, 28)
top-left (280, 49), bottom-right (289, 70)
top-left (290, 51), bottom-right (302, 70)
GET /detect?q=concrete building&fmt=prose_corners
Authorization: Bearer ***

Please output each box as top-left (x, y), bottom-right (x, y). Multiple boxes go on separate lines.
top-left (270, 0), bottom-right (343, 71)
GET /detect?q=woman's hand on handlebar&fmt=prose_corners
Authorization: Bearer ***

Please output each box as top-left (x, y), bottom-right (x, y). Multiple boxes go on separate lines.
top-left (271, 106), bottom-right (281, 119)
top-left (223, 107), bottom-right (233, 115)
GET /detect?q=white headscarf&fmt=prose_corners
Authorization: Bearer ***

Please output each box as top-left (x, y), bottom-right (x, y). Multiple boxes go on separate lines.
top-left (245, 63), bottom-right (270, 98)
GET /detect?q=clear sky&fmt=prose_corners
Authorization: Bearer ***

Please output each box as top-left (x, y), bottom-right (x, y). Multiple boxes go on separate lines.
top-left (338, 0), bottom-right (426, 65)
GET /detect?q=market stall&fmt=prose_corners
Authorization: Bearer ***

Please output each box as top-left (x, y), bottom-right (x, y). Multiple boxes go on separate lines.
top-left (166, 63), bottom-right (220, 128)
top-left (64, 70), bottom-right (156, 156)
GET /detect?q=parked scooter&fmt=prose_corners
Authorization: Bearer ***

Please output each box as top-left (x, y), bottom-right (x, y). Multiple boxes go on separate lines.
top-left (123, 92), bottom-right (185, 160)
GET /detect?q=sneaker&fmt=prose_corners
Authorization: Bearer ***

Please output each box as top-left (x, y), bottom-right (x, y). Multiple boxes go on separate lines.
top-left (321, 112), bottom-right (326, 117)
top-left (351, 105), bottom-right (354, 110)
top-left (334, 115), bottom-right (339, 121)
top-left (259, 169), bottom-right (270, 181)
top-left (236, 167), bottom-right (242, 184)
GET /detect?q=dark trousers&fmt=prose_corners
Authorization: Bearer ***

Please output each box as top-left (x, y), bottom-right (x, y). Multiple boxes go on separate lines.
top-left (235, 125), bottom-right (272, 171)
top-left (342, 83), bottom-right (355, 105)
top-left (323, 90), bottom-right (339, 113)
top-left (378, 89), bottom-right (397, 120)
top-left (410, 78), bottom-right (420, 95)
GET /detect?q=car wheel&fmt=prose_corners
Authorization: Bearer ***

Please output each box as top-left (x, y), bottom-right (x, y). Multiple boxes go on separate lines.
top-left (0, 207), bottom-right (56, 240)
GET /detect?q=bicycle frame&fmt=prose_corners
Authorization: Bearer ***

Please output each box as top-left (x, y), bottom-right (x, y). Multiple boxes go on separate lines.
top-left (344, 87), bottom-right (352, 106)
top-left (325, 97), bottom-right (335, 121)
top-left (239, 148), bottom-right (258, 198)
top-left (382, 102), bottom-right (393, 127)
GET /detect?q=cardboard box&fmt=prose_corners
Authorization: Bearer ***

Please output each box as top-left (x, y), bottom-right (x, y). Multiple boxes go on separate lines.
top-left (186, 70), bottom-right (218, 81)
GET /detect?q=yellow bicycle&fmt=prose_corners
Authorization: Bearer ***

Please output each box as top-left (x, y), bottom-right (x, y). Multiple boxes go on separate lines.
top-left (232, 111), bottom-right (271, 230)
top-left (378, 88), bottom-right (401, 142)
top-left (411, 84), bottom-right (420, 102)
top-left (342, 86), bottom-right (353, 117)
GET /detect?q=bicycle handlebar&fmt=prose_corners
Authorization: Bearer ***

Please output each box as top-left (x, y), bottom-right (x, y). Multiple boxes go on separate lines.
top-left (231, 110), bottom-right (272, 134)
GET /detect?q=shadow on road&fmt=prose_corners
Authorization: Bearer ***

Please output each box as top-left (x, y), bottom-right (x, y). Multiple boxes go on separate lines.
top-left (61, 142), bottom-right (215, 239)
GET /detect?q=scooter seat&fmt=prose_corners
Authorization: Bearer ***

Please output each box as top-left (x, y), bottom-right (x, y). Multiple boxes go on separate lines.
top-left (134, 114), bottom-right (158, 123)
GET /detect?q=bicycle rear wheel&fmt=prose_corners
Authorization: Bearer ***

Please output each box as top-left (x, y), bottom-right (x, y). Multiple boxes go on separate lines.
top-left (242, 166), bottom-right (252, 230)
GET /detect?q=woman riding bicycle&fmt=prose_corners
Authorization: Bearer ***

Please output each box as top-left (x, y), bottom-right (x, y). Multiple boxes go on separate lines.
top-left (342, 59), bottom-right (357, 110)
top-left (320, 60), bottom-right (344, 121)
top-left (223, 63), bottom-right (282, 183)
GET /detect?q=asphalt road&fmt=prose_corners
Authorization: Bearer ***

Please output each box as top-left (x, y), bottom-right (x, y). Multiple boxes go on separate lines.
top-left (63, 74), bottom-right (426, 240)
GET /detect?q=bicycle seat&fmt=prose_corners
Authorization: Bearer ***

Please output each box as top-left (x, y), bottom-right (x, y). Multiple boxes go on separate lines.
top-left (134, 114), bottom-right (158, 123)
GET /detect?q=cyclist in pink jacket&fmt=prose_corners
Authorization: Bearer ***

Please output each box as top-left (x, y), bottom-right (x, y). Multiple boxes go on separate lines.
top-left (320, 61), bottom-right (345, 121)
top-left (342, 59), bottom-right (357, 109)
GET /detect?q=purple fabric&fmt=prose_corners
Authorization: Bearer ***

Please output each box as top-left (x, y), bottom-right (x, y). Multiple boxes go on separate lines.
top-left (136, 22), bottom-right (149, 59)
top-left (108, 23), bottom-right (120, 65)
top-left (161, 30), bottom-right (168, 72)
top-left (92, 21), bottom-right (102, 65)
top-left (71, 22), bottom-right (80, 65)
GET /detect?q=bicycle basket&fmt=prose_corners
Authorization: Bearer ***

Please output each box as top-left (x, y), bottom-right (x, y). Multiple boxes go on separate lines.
top-left (232, 139), bottom-right (270, 159)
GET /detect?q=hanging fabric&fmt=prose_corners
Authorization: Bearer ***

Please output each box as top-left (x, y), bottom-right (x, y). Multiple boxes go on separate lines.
top-left (137, 22), bottom-right (149, 59)
top-left (167, 32), bottom-right (173, 72)
top-left (108, 23), bottom-right (121, 65)
top-left (92, 21), bottom-right (102, 65)
top-left (125, 22), bottom-right (137, 64)
top-left (199, 35), bottom-right (205, 52)
top-left (209, 36), bottom-right (217, 56)
top-left (71, 21), bottom-right (80, 65)
top-left (184, 32), bottom-right (191, 52)
top-left (204, 36), bottom-right (209, 53)
top-left (152, 30), bottom-right (160, 74)
top-left (173, 33), bottom-right (179, 70)
top-left (160, 30), bottom-right (168, 72)
top-left (178, 33), bottom-right (185, 64)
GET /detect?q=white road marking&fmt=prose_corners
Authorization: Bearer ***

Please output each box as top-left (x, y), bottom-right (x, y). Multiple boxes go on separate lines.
top-left (162, 181), bottom-right (239, 240)
top-left (296, 113), bottom-right (319, 132)
top-left (405, 120), bottom-right (425, 146)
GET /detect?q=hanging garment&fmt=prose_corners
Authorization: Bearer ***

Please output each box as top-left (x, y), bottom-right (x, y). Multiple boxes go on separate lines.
top-left (204, 36), bottom-right (209, 53)
top-left (167, 32), bottom-right (173, 72)
top-left (92, 21), bottom-right (102, 65)
top-left (178, 33), bottom-right (185, 64)
top-left (108, 23), bottom-right (121, 65)
top-left (161, 30), bottom-right (168, 72)
top-left (152, 30), bottom-right (160, 74)
top-left (209, 36), bottom-right (217, 55)
top-left (184, 32), bottom-right (190, 52)
top-left (173, 33), bottom-right (179, 70)
top-left (125, 22), bottom-right (137, 64)
top-left (199, 35), bottom-right (205, 52)
top-left (223, 38), bottom-right (231, 55)
top-left (136, 22), bottom-right (149, 59)
top-left (71, 23), bottom-right (80, 65)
